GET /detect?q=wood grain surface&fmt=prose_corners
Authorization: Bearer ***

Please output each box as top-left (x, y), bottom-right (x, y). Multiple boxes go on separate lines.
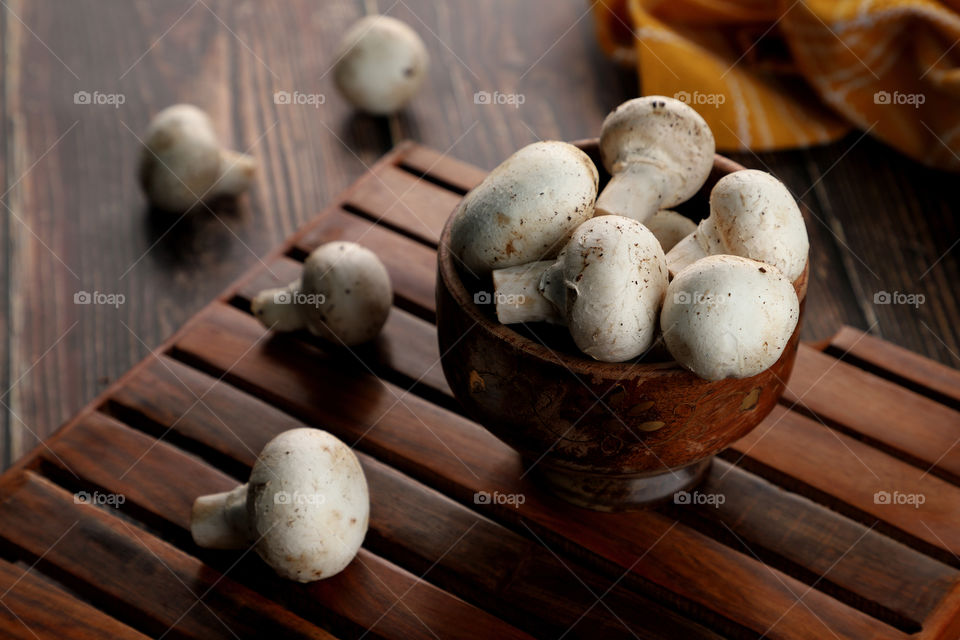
top-left (1, 0), bottom-right (958, 478)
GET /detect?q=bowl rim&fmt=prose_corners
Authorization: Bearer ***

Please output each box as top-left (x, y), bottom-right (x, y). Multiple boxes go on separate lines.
top-left (437, 140), bottom-right (808, 376)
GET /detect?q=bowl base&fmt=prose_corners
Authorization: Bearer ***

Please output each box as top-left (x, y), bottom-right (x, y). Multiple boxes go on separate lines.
top-left (530, 458), bottom-right (712, 512)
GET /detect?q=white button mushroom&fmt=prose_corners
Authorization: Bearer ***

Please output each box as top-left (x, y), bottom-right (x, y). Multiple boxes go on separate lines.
top-left (645, 209), bottom-right (697, 253)
top-left (493, 216), bottom-right (668, 362)
top-left (252, 241), bottom-right (392, 346)
top-left (564, 216), bottom-right (668, 362)
top-left (595, 96), bottom-right (715, 223)
top-left (333, 15), bottom-right (429, 115)
top-left (449, 141), bottom-right (598, 275)
top-left (665, 169), bottom-right (809, 282)
top-left (661, 254), bottom-right (800, 380)
top-left (138, 104), bottom-right (256, 213)
top-left (191, 428), bottom-right (369, 583)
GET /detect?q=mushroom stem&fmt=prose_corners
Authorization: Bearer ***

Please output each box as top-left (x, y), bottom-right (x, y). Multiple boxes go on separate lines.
top-left (538, 254), bottom-right (567, 311)
top-left (251, 280), bottom-right (307, 332)
top-left (212, 149), bottom-right (257, 198)
top-left (191, 483), bottom-right (254, 549)
top-left (665, 232), bottom-right (708, 278)
top-left (595, 163), bottom-right (665, 222)
top-left (491, 261), bottom-right (564, 325)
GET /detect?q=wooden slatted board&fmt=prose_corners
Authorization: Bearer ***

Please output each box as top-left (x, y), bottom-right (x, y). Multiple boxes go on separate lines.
top-left (1, 142), bottom-right (959, 640)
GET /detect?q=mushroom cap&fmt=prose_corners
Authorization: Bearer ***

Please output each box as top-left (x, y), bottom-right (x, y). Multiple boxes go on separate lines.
top-left (450, 141), bottom-right (598, 275)
top-left (661, 254), bottom-right (800, 380)
top-left (248, 428), bottom-right (369, 583)
top-left (563, 216), bottom-right (668, 362)
top-left (645, 209), bottom-right (697, 253)
top-left (702, 170), bottom-right (809, 282)
top-left (300, 242), bottom-right (392, 346)
top-left (598, 96), bottom-right (715, 208)
top-left (138, 104), bottom-right (221, 212)
top-left (333, 15), bottom-right (429, 115)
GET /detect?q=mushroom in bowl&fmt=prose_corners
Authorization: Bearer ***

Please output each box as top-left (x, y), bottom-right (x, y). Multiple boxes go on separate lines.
top-left (436, 140), bottom-right (808, 510)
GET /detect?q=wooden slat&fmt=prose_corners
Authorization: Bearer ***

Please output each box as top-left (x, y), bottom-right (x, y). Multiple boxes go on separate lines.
top-left (396, 145), bottom-right (487, 194)
top-left (105, 355), bottom-right (725, 639)
top-left (343, 164), bottom-right (461, 245)
top-left (827, 326), bottom-right (960, 407)
top-left (785, 345), bottom-right (960, 480)
top-left (171, 302), bottom-right (904, 640)
top-left (0, 471), bottom-right (336, 640)
top-left (0, 557), bottom-right (149, 639)
top-left (731, 404), bottom-right (960, 556)
top-left (36, 412), bottom-right (531, 640)
top-left (697, 459), bottom-right (956, 626)
top-left (41, 411), bottom-right (237, 527)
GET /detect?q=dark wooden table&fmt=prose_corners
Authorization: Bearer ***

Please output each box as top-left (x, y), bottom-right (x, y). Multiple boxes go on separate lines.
top-left (1, 0), bottom-right (958, 472)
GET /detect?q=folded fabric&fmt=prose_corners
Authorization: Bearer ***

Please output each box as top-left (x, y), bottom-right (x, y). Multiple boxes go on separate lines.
top-left (593, 0), bottom-right (960, 171)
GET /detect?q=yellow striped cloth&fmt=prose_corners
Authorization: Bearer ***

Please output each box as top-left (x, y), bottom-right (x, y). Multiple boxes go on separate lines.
top-left (592, 0), bottom-right (960, 170)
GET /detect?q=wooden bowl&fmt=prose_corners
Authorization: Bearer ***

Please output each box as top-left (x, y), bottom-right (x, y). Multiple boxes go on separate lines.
top-left (436, 140), bottom-right (808, 511)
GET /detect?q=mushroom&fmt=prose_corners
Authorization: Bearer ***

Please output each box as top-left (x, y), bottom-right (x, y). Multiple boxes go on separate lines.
top-left (595, 96), bottom-right (715, 223)
top-left (537, 246), bottom-right (567, 311)
top-left (665, 170), bottom-right (809, 282)
top-left (252, 241), bottom-right (392, 345)
top-left (564, 216), bottom-right (668, 361)
top-left (191, 428), bottom-right (369, 583)
top-left (138, 104), bottom-right (256, 213)
top-left (645, 210), bottom-right (697, 253)
top-left (660, 254), bottom-right (800, 380)
top-left (493, 216), bottom-right (668, 362)
top-left (333, 15), bottom-right (429, 115)
top-left (450, 141), bottom-right (598, 275)
top-left (490, 261), bottom-right (565, 325)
